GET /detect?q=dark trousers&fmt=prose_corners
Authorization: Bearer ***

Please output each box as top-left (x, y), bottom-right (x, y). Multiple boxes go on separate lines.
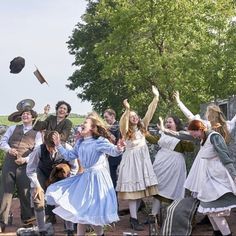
top-left (108, 162), bottom-right (119, 189)
top-left (0, 157), bottom-right (34, 224)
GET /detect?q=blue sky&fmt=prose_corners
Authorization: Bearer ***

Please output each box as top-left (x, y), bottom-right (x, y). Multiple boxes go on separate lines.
top-left (0, 0), bottom-right (92, 115)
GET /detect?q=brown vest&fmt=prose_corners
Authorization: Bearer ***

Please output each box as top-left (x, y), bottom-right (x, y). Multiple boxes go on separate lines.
top-left (6, 124), bottom-right (37, 159)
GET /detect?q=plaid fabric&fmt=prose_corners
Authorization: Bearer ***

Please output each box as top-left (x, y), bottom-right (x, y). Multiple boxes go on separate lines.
top-left (161, 197), bottom-right (199, 236)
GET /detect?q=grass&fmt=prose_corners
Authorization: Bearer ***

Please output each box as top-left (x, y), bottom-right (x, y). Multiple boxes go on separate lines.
top-left (68, 116), bottom-right (85, 126)
top-left (0, 116), bottom-right (16, 126)
top-left (0, 114), bottom-right (85, 127)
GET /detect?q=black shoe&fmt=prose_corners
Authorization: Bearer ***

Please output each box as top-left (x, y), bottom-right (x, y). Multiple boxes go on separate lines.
top-left (74, 223), bottom-right (77, 233)
top-left (0, 223), bottom-right (6, 233)
top-left (67, 230), bottom-right (75, 236)
top-left (212, 230), bottom-right (223, 236)
top-left (39, 231), bottom-right (48, 236)
top-left (197, 215), bottom-right (211, 225)
top-left (130, 217), bottom-right (144, 231)
top-left (46, 215), bottom-right (57, 224)
top-left (118, 208), bottom-right (130, 216)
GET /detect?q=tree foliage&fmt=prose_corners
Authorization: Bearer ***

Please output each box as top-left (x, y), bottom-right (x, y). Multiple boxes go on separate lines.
top-left (67, 0), bottom-right (236, 121)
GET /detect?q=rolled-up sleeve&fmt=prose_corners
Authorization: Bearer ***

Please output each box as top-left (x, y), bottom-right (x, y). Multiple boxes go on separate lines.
top-left (26, 146), bottom-right (42, 188)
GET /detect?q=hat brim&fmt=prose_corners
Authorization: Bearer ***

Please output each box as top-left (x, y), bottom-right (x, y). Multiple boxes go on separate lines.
top-left (16, 99), bottom-right (35, 111)
top-left (33, 68), bottom-right (48, 85)
top-left (8, 111), bottom-right (23, 123)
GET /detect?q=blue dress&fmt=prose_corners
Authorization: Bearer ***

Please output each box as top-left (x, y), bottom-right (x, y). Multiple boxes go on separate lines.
top-left (45, 136), bottom-right (121, 226)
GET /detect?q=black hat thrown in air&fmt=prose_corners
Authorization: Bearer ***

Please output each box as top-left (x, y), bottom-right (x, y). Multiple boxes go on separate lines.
top-left (9, 56), bottom-right (25, 74)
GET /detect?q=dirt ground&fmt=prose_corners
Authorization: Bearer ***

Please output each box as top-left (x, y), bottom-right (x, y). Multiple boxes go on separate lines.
top-left (2, 198), bottom-right (236, 235)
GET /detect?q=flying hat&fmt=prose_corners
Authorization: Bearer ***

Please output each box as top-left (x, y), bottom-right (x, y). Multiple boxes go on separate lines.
top-left (33, 67), bottom-right (48, 85)
top-left (9, 56), bottom-right (25, 74)
top-left (8, 99), bottom-right (36, 122)
top-left (16, 99), bottom-right (35, 111)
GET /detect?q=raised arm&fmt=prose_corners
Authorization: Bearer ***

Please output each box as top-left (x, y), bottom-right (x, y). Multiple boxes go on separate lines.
top-left (173, 91), bottom-right (196, 120)
top-left (119, 99), bottom-right (130, 139)
top-left (142, 86), bottom-right (159, 128)
top-left (157, 116), bottom-right (196, 141)
top-left (53, 132), bottom-right (78, 160)
top-left (33, 104), bottom-right (50, 130)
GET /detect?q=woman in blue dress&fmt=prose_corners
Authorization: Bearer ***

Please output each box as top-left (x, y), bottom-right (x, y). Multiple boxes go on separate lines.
top-left (45, 116), bottom-right (124, 235)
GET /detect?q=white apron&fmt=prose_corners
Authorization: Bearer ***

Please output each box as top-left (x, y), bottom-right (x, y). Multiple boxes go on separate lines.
top-left (153, 133), bottom-right (186, 200)
top-left (184, 132), bottom-right (236, 202)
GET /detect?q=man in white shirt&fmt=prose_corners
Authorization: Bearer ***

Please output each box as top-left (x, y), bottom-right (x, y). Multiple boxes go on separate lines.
top-left (27, 131), bottom-right (78, 236)
top-left (0, 107), bottom-right (42, 233)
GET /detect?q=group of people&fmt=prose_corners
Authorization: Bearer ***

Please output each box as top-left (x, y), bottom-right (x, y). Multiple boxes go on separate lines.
top-left (0, 85), bottom-right (236, 236)
top-left (0, 100), bottom-right (76, 235)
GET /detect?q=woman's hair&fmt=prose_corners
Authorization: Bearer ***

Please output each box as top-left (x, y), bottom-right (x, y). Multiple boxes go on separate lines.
top-left (89, 116), bottom-right (112, 142)
top-left (87, 111), bottom-right (109, 128)
top-left (87, 111), bottom-right (101, 119)
top-left (126, 110), bottom-right (146, 140)
top-left (188, 120), bottom-right (208, 144)
top-left (206, 104), bottom-right (231, 143)
top-left (167, 115), bottom-right (184, 131)
top-left (188, 119), bottom-right (207, 131)
top-left (55, 101), bottom-right (71, 117)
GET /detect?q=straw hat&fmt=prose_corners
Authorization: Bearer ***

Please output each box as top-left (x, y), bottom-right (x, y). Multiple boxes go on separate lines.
top-left (8, 99), bottom-right (36, 122)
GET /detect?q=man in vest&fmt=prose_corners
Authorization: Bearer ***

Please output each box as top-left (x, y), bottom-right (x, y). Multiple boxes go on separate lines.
top-left (0, 100), bottom-right (42, 233)
top-left (33, 101), bottom-right (73, 224)
top-left (26, 130), bottom-right (78, 236)
top-left (103, 108), bottom-right (122, 190)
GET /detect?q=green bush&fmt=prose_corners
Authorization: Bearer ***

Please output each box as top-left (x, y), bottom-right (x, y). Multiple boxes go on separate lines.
top-left (0, 150), bottom-right (4, 170)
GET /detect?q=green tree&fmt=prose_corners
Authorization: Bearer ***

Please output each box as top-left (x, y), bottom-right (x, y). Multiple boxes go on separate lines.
top-left (67, 1), bottom-right (126, 115)
top-left (67, 0), bottom-right (236, 120)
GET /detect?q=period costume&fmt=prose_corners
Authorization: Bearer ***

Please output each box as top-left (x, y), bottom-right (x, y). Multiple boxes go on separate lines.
top-left (116, 97), bottom-right (158, 200)
top-left (147, 132), bottom-right (194, 200)
top-left (107, 120), bottom-right (122, 189)
top-left (177, 98), bottom-right (236, 130)
top-left (0, 124), bottom-right (42, 227)
top-left (33, 115), bottom-right (72, 142)
top-left (33, 110), bottom-right (72, 226)
top-left (27, 143), bottom-right (78, 198)
top-left (26, 143), bottom-right (78, 234)
top-left (185, 131), bottom-right (236, 214)
top-left (45, 137), bottom-right (122, 225)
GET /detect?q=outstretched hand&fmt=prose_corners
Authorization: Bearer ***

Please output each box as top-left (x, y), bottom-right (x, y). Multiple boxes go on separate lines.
top-left (152, 85), bottom-right (159, 98)
top-left (173, 91), bottom-right (180, 103)
top-left (44, 104), bottom-right (50, 115)
top-left (123, 99), bottom-right (130, 109)
top-left (117, 139), bottom-right (126, 152)
top-left (157, 116), bottom-right (165, 131)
